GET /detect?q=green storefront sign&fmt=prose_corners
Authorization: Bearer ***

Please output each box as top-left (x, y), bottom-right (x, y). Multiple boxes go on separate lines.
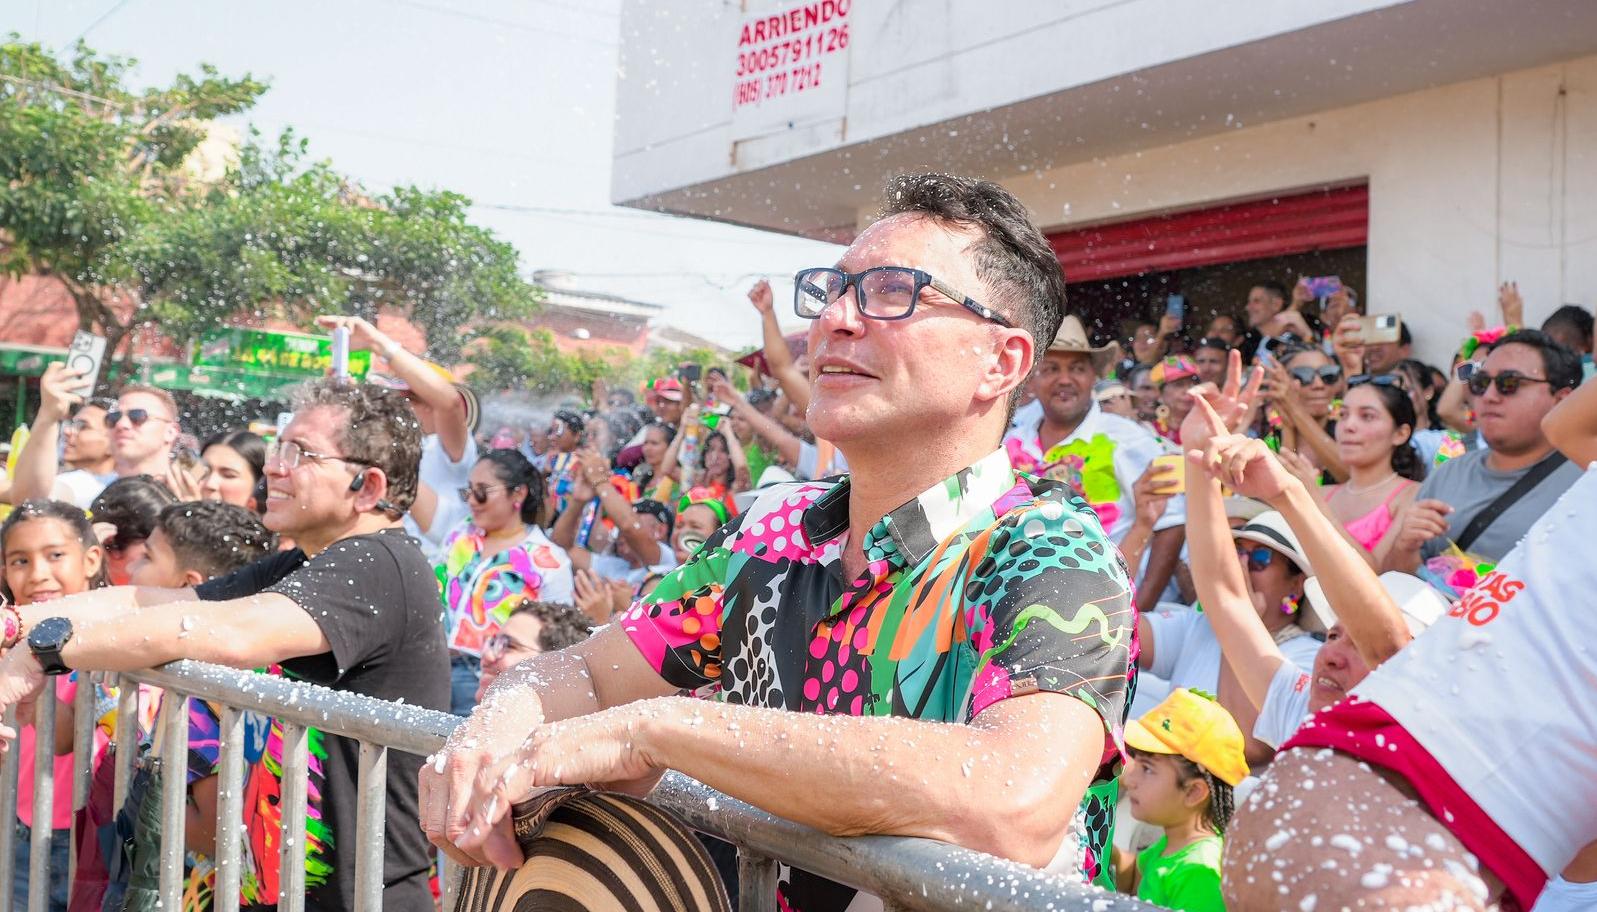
top-left (194, 327), bottom-right (372, 380)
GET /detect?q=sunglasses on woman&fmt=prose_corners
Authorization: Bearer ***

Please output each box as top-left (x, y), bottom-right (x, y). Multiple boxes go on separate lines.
top-left (457, 484), bottom-right (510, 504)
top-left (1288, 365), bottom-right (1344, 387)
top-left (1236, 544), bottom-right (1282, 573)
top-left (1347, 373), bottom-right (1407, 390)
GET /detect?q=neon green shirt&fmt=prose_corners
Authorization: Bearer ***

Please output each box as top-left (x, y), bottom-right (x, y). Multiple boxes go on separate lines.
top-left (1136, 834), bottom-right (1225, 912)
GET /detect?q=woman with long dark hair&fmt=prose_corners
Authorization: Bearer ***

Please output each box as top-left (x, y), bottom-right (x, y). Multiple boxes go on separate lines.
top-left (198, 429), bottom-right (267, 513)
top-left (438, 449), bottom-right (574, 715)
top-left (1320, 376), bottom-right (1425, 564)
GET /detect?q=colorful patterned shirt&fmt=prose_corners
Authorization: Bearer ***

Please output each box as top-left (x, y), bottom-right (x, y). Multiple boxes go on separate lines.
top-left (440, 522), bottom-right (574, 656)
top-left (620, 448), bottom-right (1137, 910)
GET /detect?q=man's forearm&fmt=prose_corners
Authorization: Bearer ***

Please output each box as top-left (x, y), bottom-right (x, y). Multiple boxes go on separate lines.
top-left (642, 697), bottom-right (1090, 866)
top-left (1135, 526), bottom-right (1184, 612)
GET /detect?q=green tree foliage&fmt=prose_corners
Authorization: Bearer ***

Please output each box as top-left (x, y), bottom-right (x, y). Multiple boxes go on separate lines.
top-left (470, 324), bottom-right (730, 403)
top-left (0, 36), bottom-right (536, 371)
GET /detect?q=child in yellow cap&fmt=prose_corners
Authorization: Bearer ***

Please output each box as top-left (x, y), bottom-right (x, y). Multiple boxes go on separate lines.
top-left (1116, 688), bottom-right (1248, 912)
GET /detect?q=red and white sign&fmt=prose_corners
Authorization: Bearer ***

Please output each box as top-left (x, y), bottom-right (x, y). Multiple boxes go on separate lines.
top-left (730, 0), bottom-right (852, 141)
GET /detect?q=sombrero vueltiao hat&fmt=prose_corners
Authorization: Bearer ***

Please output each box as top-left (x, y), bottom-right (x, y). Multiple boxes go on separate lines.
top-left (451, 788), bottom-right (731, 912)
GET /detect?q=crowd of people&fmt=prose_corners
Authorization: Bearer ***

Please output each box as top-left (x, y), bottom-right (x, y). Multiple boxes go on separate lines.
top-left (0, 172), bottom-right (1590, 912)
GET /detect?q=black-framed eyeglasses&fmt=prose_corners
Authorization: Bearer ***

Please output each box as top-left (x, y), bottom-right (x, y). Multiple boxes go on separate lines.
top-left (793, 266), bottom-right (1013, 327)
top-left (1347, 373), bottom-right (1407, 391)
top-left (1236, 544), bottom-right (1281, 573)
top-left (107, 409), bottom-right (172, 428)
top-left (1288, 364), bottom-right (1344, 387)
top-left (458, 484), bottom-right (512, 504)
top-left (266, 440), bottom-right (375, 473)
top-left (1465, 369), bottom-right (1550, 397)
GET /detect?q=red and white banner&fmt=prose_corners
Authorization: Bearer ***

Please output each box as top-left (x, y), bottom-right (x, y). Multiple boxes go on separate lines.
top-left (730, 0), bottom-right (852, 141)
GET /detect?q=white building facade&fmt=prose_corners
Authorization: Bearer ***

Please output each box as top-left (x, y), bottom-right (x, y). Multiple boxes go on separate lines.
top-left (612, 0), bottom-right (1597, 365)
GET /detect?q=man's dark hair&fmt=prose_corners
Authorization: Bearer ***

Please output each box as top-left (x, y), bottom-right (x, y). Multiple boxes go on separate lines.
top-left (90, 476), bottom-right (178, 549)
top-left (1254, 281), bottom-right (1289, 304)
top-left (293, 380), bottom-right (423, 514)
top-left (632, 498), bottom-right (675, 539)
top-left (1397, 322), bottom-right (1413, 348)
top-left (1195, 336), bottom-right (1232, 354)
top-left (1485, 329), bottom-right (1583, 391)
top-left (1543, 305), bottom-right (1594, 353)
top-left (157, 500), bottom-right (277, 580)
top-left (507, 599), bottom-right (593, 652)
top-left (879, 173), bottom-right (1067, 362)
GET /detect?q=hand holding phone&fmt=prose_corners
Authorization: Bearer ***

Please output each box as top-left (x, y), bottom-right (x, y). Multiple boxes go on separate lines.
top-left (1149, 453), bottom-right (1187, 495)
top-left (1303, 276), bottom-right (1343, 300)
top-left (1359, 314), bottom-right (1402, 345)
top-left (1165, 294), bottom-right (1186, 322)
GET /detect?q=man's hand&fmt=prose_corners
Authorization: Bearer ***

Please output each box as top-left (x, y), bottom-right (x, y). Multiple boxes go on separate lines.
top-left (573, 568), bottom-right (611, 624)
top-left (748, 278), bottom-right (775, 316)
top-left (1264, 309), bottom-right (1314, 341)
top-left (0, 649), bottom-right (48, 749)
top-left (1393, 499), bottom-right (1453, 555)
top-left (314, 314), bottom-right (391, 353)
top-left (1498, 281), bottom-right (1525, 327)
top-left (1131, 461), bottom-right (1178, 528)
top-left (1333, 313), bottom-right (1365, 376)
top-left (456, 701), bottom-right (667, 868)
top-left (707, 372), bottom-right (745, 410)
top-left (1157, 313), bottom-right (1182, 339)
top-left (37, 363), bottom-right (88, 423)
top-left (1275, 447), bottom-right (1323, 491)
top-left (165, 460), bottom-right (204, 501)
top-left (1322, 286), bottom-right (1355, 330)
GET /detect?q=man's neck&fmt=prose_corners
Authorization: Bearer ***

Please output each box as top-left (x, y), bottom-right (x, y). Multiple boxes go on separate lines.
top-left (838, 424), bottom-right (1003, 579)
top-left (69, 455), bottom-right (114, 476)
top-left (1037, 410), bottom-right (1087, 452)
top-left (115, 452), bottom-right (170, 479)
top-left (1485, 439), bottom-right (1557, 473)
top-left (296, 515), bottom-right (400, 557)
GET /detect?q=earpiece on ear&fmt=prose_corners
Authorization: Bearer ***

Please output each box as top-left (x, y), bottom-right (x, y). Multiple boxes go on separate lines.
top-left (348, 473), bottom-right (366, 493)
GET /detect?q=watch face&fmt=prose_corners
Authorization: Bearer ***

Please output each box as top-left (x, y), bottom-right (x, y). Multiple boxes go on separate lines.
top-left (29, 616), bottom-right (71, 649)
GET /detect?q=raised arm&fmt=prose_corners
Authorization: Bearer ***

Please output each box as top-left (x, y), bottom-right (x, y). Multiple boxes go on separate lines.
top-left (1543, 375), bottom-right (1597, 467)
top-left (750, 279), bottom-right (811, 411)
top-left (10, 363), bottom-right (86, 504)
top-left (713, 374), bottom-right (803, 466)
top-left (317, 315), bottom-right (470, 462)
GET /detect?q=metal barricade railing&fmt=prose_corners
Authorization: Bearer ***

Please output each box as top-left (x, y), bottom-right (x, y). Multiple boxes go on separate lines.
top-left (0, 660), bottom-right (1160, 912)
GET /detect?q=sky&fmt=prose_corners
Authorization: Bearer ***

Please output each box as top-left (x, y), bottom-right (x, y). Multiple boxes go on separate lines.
top-left (3, 0), bottom-right (841, 351)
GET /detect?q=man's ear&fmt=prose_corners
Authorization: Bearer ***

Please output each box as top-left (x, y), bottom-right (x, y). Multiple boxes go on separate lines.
top-left (976, 328), bottom-right (1036, 407)
top-left (183, 569), bottom-right (207, 588)
top-left (352, 467), bottom-right (391, 515)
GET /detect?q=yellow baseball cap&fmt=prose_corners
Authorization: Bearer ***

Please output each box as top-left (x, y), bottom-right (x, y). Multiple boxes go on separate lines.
top-left (1124, 688), bottom-right (1250, 787)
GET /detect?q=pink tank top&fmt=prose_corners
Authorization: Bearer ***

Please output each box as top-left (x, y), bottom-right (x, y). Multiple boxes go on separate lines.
top-left (1331, 480), bottom-right (1415, 552)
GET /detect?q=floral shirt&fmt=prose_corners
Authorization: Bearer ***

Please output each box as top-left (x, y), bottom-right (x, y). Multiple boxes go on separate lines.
top-left (440, 522), bottom-right (575, 655)
top-left (621, 448), bottom-right (1137, 910)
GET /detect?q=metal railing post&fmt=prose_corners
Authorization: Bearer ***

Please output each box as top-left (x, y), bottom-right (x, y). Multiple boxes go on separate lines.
top-left (276, 721), bottom-right (310, 912)
top-left (67, 673), bottom-right (95, 900)
top-left (352, 740), bottom-right (388, 912)
top-left (158, 692), bottom-right (191, 908)
top-left (112, 674), bottom-right (140, 813)
top-left (29, 692), bottom-right (56, 912)
top-left (0, 706), bottom-right (19, 902)
top-left (212, 705), bottom-right (246, 912)
top-left (737, 849), bottom-right (779, 912)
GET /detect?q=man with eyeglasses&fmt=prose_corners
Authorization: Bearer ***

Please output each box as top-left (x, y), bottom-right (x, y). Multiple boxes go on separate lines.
top-left (1384, 329), bottom-right (1584, 572)
top-left (424, 174), bottom-right (1137, 909)
top-left (0, 379), bottom-right (449, 911)
top-left (10, 362), bottom-right (182, 509)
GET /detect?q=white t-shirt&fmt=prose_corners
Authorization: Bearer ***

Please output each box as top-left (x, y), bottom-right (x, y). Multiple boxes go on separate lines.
top-left (1002, 403), bottom-right (1185, 543)
top-left (1254, 659), bottom-right (1313, 749)
top-left (406, 433), bottom-right (478, 562)
top-left (1145, 603), bottom-right (1324, 699)
top-left (55, 469), bottom-right (116, 510)
top-left (1532, 875), bottom-right (1597, 912)
top-left (590, 550), bottom-right (678, 588)
top-left (1355, 464), bottom-right (1597, 877)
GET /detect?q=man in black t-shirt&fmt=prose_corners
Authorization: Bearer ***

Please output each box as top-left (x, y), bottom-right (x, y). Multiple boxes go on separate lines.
top-left (0, 380), bottom-right (450, 912)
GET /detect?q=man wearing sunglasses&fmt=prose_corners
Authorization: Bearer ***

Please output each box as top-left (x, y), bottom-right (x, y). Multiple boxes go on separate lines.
top-left (0, 379), bottom-right (448, 911)
top-left (425, 175), bottom-right (1136, 908)
top-left (1385, 329), bottom-right (1583, 572)
top-left (10, 362), bottom-right (182, 509)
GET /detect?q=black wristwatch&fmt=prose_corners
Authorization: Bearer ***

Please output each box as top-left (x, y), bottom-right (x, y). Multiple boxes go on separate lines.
top-left (27, 617), bottom-right (74, 676)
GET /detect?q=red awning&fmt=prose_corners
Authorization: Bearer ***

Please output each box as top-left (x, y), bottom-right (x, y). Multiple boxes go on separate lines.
top-left (1048, 184), bottom-right (1368, 282)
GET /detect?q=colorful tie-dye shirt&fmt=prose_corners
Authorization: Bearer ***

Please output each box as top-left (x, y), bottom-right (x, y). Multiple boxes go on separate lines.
top-left (440, 522), bottom-right (575, 655)
top-left (620, 447), bottom-right (1137, 910)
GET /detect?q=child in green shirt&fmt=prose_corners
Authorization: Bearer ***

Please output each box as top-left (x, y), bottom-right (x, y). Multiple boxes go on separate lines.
top-left (1115, 688), bottom-right (1249, 912)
